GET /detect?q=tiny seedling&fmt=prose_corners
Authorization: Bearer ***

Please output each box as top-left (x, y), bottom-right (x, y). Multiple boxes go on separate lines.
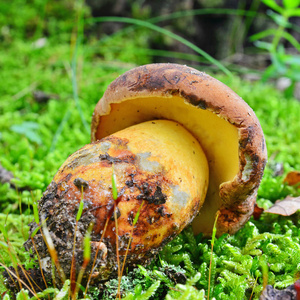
top-left (70, 186), bottom-right (85, 297)
top-left (111, 169), bottom-right (121, 300)
top-left (249, 275), bottom-right (259, 300)
top-left (1, 221), bottom-right (37, 295)
top-left (207, 211), bottom-right (219, 300)
top-left (41, 218), bottom-right (66, 285)
top-left (84, 166), bottom-right (123, 297)
top-left (73, 222), bottom-right (93, 298)
top-left (120, 200), bottom-right (145, 279)
top-left (29, 201), bottom-right (49, 294)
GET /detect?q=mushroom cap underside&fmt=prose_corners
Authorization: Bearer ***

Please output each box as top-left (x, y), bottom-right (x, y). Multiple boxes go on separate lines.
top-left (91, 63), bottom-right (267, 235)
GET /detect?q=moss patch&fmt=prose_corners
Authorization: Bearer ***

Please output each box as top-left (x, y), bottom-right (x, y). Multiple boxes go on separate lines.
top-left (0, 1), bottom-right (300, 299)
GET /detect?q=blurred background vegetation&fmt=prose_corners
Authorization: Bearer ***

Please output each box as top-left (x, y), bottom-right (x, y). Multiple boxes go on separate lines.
top-left (1, 0), bottom-right (300, 80)
top-left (0, 0), bottom-right (300, 299)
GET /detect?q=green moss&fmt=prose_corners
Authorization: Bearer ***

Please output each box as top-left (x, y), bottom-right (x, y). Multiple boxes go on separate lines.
top-left (0, 1), bottom-right (300, 299)
top-left (109, 219), bottom-right (300, 299)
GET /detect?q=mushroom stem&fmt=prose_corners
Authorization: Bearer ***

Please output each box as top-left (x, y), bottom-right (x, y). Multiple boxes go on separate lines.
top-left (54, 119), bottom-right (209, 256)
top-left (26, 120), bottom-right (209, 283)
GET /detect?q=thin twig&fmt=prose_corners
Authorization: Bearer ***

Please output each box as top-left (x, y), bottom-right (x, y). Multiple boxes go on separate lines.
top-left (114, 206), bottom-right (121, 300)
top-left (31, 237), bottom-right (49, 292)
top-left (0, 262), bottom-right (36, 296)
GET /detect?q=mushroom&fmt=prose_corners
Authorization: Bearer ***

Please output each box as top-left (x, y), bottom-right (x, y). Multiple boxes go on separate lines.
top-left (91, 63), bottom-right (267, 236)
top-left (24, 63), bottom-right (267, 285)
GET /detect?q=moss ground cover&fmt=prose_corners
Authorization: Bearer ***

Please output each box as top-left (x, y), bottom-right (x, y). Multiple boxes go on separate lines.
top-left (0, 1), bottom-right (300, 299)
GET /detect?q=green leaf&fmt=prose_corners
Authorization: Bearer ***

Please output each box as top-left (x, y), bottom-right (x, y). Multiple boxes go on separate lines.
top-left (31, 224), bottom-right (42, 238)
top-left (33, 201), bottom-right (39, 224)
top-left (138, 265), bottom-right (151, 280)
top-left (283, 0), bottom-right (300, 9)
top-left (289, 8), bottom-right (300, 16)
top-left (83, 223), bottom-right (93, 260)
top-left (211, 212), bottom-right (219, 247)
top-left (76, 199), bottom-right (84, 221)
top-left (250, 28), bottom-right (277, 42)
top-left (31, 217), bottom-right (47, 238)
top-left (267, 10), bottom-right (292, 28)
top-left (16, 290), bottom-right (30, 300)
top-left (122, 294), bottom-right (134, 300)
top-left (261, 0), bottom-right (284, 13)
top-left (165, 274), bottom-right (205, 300)
top-left (3, 294), bottom-right (10, 300)
top-left (54, 279), bottom-right (70, 300)
top-left (271, 51), bottom-right (288, 73)
top-left (282, 31), bottom-right (300, 51)
top-left (284, 55), bottom-right (300, 65)
top-left (262, 63), bottom-right (280, 82)
top-left (253, 41), bottom-right (273, 51)
top-left (0, 223), bottom-right (8, 240)
top-left (111, 170), bottom-right (118, 200)
top-left (138, 280), bottom-right (161, 300)
top-left (133, 201), bottom-right (144, 225)
top-left (286, 68), bottom-right (300, 81)
top-left (0, 240), bottom-right (8, 248)
top-left (10, 122), bottom-right (42, 145)
top-left (29, 287), bottom-right (58, 300)
top-left (123, 281), bottom-right (161, 300)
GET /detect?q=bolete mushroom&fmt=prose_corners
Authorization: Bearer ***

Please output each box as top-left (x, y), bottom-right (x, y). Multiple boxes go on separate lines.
top-left (24, 63), bottom-right (267, 285)
top-left (91, 63), bottom-right (267, 236)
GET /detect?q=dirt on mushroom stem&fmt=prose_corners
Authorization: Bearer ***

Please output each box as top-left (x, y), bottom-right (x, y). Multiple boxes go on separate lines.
top-left (22, 120), bottom-right (209, 287)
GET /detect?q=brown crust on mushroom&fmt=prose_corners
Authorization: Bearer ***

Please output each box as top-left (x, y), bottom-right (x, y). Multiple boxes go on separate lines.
top-left (91, 63), bottom-right (267, 235)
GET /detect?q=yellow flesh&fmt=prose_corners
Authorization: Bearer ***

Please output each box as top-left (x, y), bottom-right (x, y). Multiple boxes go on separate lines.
top-left (96, 96), bottom-right (239, 235)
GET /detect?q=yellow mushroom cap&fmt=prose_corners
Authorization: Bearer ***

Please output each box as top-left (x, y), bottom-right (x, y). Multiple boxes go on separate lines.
top-left (91, 63), bottom-right (267, 235)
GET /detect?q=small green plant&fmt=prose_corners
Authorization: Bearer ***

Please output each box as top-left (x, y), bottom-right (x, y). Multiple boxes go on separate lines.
top-left (250, 0), bottom-right (300, 96)
top-left (70, 187), bottom-right (85, 298)
top-left (111, 169), bottom-right (121, 300)
top-left (1, 280), bottom-right (90, 300)
top-left (207, 211), bottom-right (219, 300)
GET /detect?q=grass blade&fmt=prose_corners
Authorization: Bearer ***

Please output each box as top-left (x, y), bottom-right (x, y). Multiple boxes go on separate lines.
top-left (207, 211), bottom-right (220, 300)
top-left (86, 16), bottom-right (232, 77)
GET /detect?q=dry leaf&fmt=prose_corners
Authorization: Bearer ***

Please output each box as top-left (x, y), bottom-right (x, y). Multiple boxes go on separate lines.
top-left (0, 163), bottom-right (14, 185)
top-left (260, 279), bottom-right (300, 299)
top-left (265, 196), bottom-right (300, 216)
top-left (284, 171), bottom-right (300, 186)
top-left (253, 203), bottom-right (264, 220)
top-left (272, 162), bottom-right (284, 177)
